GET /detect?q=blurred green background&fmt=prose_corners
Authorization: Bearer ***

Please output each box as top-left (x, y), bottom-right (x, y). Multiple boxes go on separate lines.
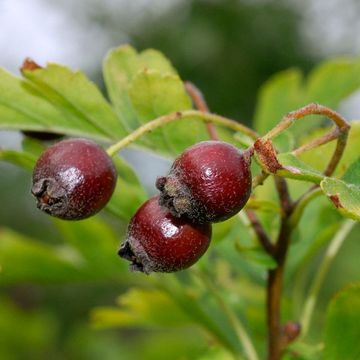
top-left (0, 0), bottom-right (359, 359)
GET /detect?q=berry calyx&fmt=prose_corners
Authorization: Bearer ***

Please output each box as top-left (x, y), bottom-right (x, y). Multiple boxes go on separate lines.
top-left (156, 140), bottom-right (252, 223)
top-left (31, 138), bottom-right (117, 220)
top-left (118, 196), bottom-right (212, 274)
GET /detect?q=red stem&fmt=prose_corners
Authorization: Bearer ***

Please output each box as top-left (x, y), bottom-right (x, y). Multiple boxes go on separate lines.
top-left (185, 81), bottom-right (220, 140)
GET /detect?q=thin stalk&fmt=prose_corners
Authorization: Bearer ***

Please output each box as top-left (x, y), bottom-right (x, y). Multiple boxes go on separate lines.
top-left (267, 220), bottom-right (293, 360)
top-left (300, 220), bottom-right (356, 338)
top-left (288, 187), bottom-right (323, 228)
top-left (292, 128), bottom-right (339, 156)
top-left (267, 176), bottom-right (294, 360)
top-left (245, 209), bottom-right (275, 256)
top-left (197, 271), bottom-right (260, 360)
top-left (262, 103), bottom-right (350, 178)
top-left (252, 171), bottom-right (269, 189)
top-left (185, 81), bottom-right (220, 140)
top-left (106, 110), bottom-right (258, 156)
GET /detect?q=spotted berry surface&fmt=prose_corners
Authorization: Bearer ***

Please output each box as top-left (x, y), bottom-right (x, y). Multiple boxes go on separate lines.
top-left (31, 138), bottom-right (117, 220)
top-left (119, 196), bottom-right (212, 273)
top-left (156, 141), bottom-right (252, 223)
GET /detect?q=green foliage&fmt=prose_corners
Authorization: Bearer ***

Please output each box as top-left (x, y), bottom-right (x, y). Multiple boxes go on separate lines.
top-left (323, 284), bottom-right (360, 359)
top-left (0, 45), bottom-right (360, 359)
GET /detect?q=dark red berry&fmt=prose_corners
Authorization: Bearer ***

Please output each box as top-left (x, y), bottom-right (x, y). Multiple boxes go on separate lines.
top-left (156, 141), bottom-right (252, 223)
top-left (118, 196), bottom-right (212, 274)
top-left (31, 138), bottom-right (117, 220)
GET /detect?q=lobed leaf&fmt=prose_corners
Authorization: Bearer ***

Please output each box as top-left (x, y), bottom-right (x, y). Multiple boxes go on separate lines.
top-left (22, 63), bottom-right (126, 140)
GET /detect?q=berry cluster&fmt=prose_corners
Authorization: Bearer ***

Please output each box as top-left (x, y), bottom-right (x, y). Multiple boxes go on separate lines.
top-left (119, 140), bottom-right (252, 273)
top-left (32, 139), bottom-right (252, 273)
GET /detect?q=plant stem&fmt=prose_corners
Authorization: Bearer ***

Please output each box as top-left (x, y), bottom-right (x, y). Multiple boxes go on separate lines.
top-left (197, 271), bottom-right (260, 360)
top-left (106, 110), bottom-right (258, 156)
top-left (267, 220), bottom-right (293, 360)
top-left (245, 209), bottom-right (275, 256)
top-left (262, 103), bottom-right (350, 177)
top-left (252, 171), bottom-right (269, 189)
top-left (300, 219), bottom-right (355, 338)
top-left (185, 81), bottom-right (220, 140)
top-left (266, 176), bottom-right (294, 360)
top-left (289, 187), bottom-right (322, 228)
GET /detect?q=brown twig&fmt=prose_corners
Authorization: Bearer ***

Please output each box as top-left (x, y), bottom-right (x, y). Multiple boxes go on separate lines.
top-left (266, 175), bottom-right (294, 360)
top-left (245, 209), bottom-right (275, 256)
top-left (185, 81), bottom-right (220, 140)
top-left (267, 219), bottom-right (293, 360)
top-left (263, 103), bottom-right (350, 178)
top-left (274, 177), bottom-right (293, 216)
top-left (292, 127), bottom-right (340, 156)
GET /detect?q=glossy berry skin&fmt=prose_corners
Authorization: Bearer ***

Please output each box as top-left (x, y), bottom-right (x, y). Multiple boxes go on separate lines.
top-left (156, 141), bottom-right (252, 223)
top-left (31, 138), bottom-right (117, 220)
top-left (118, 197), bottom-right (212, 274)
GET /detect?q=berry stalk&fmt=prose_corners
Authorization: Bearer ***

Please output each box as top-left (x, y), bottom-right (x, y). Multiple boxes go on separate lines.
top-left (106, 110), bottom-right (259, 157)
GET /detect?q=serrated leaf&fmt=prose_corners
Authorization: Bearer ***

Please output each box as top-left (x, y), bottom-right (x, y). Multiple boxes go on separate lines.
top-left (0, 228), bottom-right (83, 284)
top-left (320, 159), bottom-right (360, 220)
top-left (22, 64), bottom-right (126, 140)
top-left (324, 284), bottom-right (360, 359)
top-left (129, 69), bottom-right (207, 153)
top-left (103, 45), bottom-right (179, 133)
top-left (103, 45), bottom-right (141, 130)
top-left (0, 68), bottom-right (113, 141)
top-left (254, 68), bottom-right (304, 134)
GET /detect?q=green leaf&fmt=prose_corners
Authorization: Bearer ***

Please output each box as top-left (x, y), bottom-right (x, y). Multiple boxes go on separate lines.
top-left (0, 149), bottom-right (37, 171)
top-left (277, 152), bottom-right (324, 183)
top-left (139, 48), bottom-right (177, 75)
top-left (106, 156), bottom-right (147, 220)
top-left (103, 45), bottom-right (178, 132)
top-left (299, 121), bottom-right (360, 178)
top-left (320, 158), bottom-right (360, 220)
top-left (103, 45), bottom-right (141, 131)
top-left (324, 284), bottom-right (360, 359)
top-left (22, 64), bottom-right (126, 140)
top-left (91, 288), bottom-right (191, 329)
top-left (0, 228), bottom-right (83, 284)
top-left (129, 69), bottom-right (207, 153)
top-left (342, 157), bottom-right (360, 185)
top-left (0, 68), bottom-right (113, 141)
top-left (0, 69), bottom-right (76, 132)
top-left (21, 136), bottom-right (46, 157)
top-left (254, 68), bottom-right (303, 134)
top-left (236, 246), bottom-right (277, 269)
top-left (306, 58), bottom-right (360, 108)
top-left (54, 217), bottom-right (126, 278)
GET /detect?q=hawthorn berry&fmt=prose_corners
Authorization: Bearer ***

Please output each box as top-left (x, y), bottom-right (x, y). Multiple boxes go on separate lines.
top-left (31, 138), bottom-right (117, 220)
top-left (156, 140), bottom-right (252, 223)
top-left (118, 196), bottom-right (212, 273)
